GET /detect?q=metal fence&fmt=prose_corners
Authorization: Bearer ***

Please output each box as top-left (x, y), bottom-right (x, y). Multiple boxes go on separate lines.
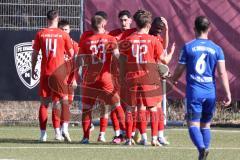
top-left (0, 0), bottom-right (83, 31)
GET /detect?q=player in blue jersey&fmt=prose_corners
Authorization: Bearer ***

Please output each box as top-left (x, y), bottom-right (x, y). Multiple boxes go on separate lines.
top-left (172, 16), bottom-right (231, 160)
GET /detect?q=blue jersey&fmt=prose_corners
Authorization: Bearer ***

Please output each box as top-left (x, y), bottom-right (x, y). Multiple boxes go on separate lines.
top-left (179, 38), bottom-right (225, 98)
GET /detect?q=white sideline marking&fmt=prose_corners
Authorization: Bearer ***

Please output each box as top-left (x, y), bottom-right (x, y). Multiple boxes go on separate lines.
top-left (0, 146), bottom-right (239, 150)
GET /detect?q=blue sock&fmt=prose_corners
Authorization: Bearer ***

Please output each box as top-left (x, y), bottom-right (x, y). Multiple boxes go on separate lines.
top-left (201, 128), bottom-right (211, 149)
top-left (188, 126), bottom-right (205, 152)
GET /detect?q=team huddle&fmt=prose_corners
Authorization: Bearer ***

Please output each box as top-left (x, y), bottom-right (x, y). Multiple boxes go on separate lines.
top-left (32, 9), bottom-right (231, 160)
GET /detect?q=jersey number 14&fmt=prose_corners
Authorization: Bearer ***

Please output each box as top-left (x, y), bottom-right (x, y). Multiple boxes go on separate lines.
top-left (45, 38), bottom-right (57, 58)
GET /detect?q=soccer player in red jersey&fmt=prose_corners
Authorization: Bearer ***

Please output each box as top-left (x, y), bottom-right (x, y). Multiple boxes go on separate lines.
top-left (79, 11), bottom-right (109, 47)
top-left (47, 19), bottom-right (79, 141)
top-left (109, 10), bottom-right (133, 40)
top-left (32, 10), bottom-right (74, 142)
top-left (149, 17), bottom-right (175, 145)
top-left (120, 9), bottom-right (171, 146)
top-left (108, 10), bottom-right (134, 143)
top-left (78, 15), bottom-right (121, 144)
top-left (78, 11), bottom-right (109, 133)
top-left (58, 19), bottom-right (79, 104)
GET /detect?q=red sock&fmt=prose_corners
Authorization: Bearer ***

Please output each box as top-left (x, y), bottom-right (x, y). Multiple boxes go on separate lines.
top-left (39, 104), bottom-right (48, 130)
top-left (125, 111), bottom-right (133, 139)
top-left (61, 103), bottom-right (70, 123)
top-left (52, 108), bottom-right (60, 129)
top-left (150, 111), bottom-right (158, 137)
top-left (100, 117), bottom-right (108, 132)
top-left (158, 108), bottom-right (165, 131)
top-left (82, 109), bottom-right (92, 139)
top-left (138, 110), bottom-right (147, 134)
top-left (116, 106), bottom-right (126, 131)
top-left (110, 109), bottom-right (120, 131)
top-left (132, 111), bottom-right (137, 133)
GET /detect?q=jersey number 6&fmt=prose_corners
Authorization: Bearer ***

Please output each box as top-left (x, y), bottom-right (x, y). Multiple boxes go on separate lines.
top-left (195, 53), bottom-right (207, 75)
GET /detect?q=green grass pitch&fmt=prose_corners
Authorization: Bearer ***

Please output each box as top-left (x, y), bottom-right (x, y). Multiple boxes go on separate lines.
top-left (0, 126), bottom-right (240, 160)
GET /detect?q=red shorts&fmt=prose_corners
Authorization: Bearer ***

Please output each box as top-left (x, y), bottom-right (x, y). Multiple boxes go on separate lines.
top-left (81, 75), bottom-right (120, 107)
top-left (39, 74), bottom-right (68, 102)
top-left (121, 84), bottom-right (162, 107)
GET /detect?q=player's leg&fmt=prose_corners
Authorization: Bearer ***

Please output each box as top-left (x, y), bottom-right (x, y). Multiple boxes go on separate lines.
top-left (132, 107), bottom-right (141, 143)
top-left (51, 101), bottom-right (62, 141)
top-left (80, 102), bottom-right (92, 144)
top-left (80, 85), bottom-right (96, 144)
top-left (111, 101), bottom-right (126, 144)
top-left (98, 104), bottom-right (109, 142)
top-left (186, 98), bottom-right (206, 157)
top-left (60, 96), bottom-right (72, 142)
top-left (39, 97), bottom-right (51, 142)
top-left (149, 106), bottom-right (161, 146)
top-left (110, 77), bottom-right (125, 141)
top-left (125, 105), bottom-right (136, 145)
top-left (157, 102), bottom-right (169, 145)
top-left (198, 98), bottom-right (216, 160)
top-left (38, 75), bottom-right (51, 142)
top-left (59, 78), bottom-right (76, 142)
top-left (110, 105), bottom-right (121, 137)
top-left (138, 105), bottom-right (148, 145)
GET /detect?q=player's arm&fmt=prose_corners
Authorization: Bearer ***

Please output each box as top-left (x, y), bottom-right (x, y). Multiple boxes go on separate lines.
top-left (113, 46), bottom-right (120, 59)
top-left (217, 61), bottom-right (231, 106)
top-left (119, 54), bottom-right (127, 85)
top-left (32, 32), bottom-right (40, 79)
top-left (118, 40), bottom-right (127, 84)
top-left (31, 50), bottom-right (39, 79)
top-left (171, 46), bottom-right (187, 83)
top-left (171, 63), bottom-right (186, 84)
top-left (160, 42), bottom-right (175, 64)
top-left (161, 17), bottom-right (169, 49)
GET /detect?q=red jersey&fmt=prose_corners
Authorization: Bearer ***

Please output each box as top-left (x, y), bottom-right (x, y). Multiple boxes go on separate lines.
top-left (109, 28), bottom-right (124, 41)
top-left (79, 30), bottom-right (109, 48)
top-left (155, 35), bottom-right (164, 45)
top-left (120, 28), bottom-right (137, 40)
top-left (72, 39), bottom-right (79, 55)
top-left (33, 28), bottom-right (73, 75)
top-left (79, 33), bottom-right (117, 83)
top-left (64, 39), bottom-right (79, 84)
top-left (65, 39), bottom-right (79, 60)
top-left (78, 30), bottom-right (94, 48)
top-left (121, 33), bottom-right (163, 84)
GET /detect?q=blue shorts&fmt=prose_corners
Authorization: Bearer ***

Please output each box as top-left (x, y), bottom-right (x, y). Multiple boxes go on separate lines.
top-left (185, 97), bottom-right (216, 123)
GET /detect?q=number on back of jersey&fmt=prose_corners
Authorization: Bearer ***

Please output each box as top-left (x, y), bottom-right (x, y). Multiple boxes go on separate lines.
top-left (195, 53), bottom-right (207, 74)
top-left (90, 44), bottom-right (106, 64)
top-left (131, 44), bottom-right (148, 64)
top-left (45, 38), bottom-right (57, 58)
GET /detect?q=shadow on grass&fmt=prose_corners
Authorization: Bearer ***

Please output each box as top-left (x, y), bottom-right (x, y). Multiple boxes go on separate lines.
top-left (0, 138), bottom-right (122, 146)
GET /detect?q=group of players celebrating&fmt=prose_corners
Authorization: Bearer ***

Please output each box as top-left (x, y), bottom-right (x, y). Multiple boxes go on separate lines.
top-left (32, 8), bottom-right (231, 160)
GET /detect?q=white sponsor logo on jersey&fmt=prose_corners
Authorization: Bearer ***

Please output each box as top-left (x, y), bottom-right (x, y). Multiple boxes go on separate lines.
top-left (14, 42), bottom-right (42, 89)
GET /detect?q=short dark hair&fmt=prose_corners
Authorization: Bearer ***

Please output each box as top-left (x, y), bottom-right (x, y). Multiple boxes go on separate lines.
top-left (118, 10), bottom-right (131, 18)
top-left (95, 11), bottom-right (108, 20)
top-left (133, 9), bottom-right (152, 28)
top-left (58, 19), bottom-right (70, 28)
top-left (91, 15), bottom-right (105, 30)
top-left (47, 9), bottom-right (59, 21)
top-left (152, 17), bottom-right (165, 29)
top-left (195, 16), bottom-right (210, 34)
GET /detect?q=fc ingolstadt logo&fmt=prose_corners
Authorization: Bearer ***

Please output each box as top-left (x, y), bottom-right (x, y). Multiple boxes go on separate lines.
top-left (14, 42), bottom-right (42, 89)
